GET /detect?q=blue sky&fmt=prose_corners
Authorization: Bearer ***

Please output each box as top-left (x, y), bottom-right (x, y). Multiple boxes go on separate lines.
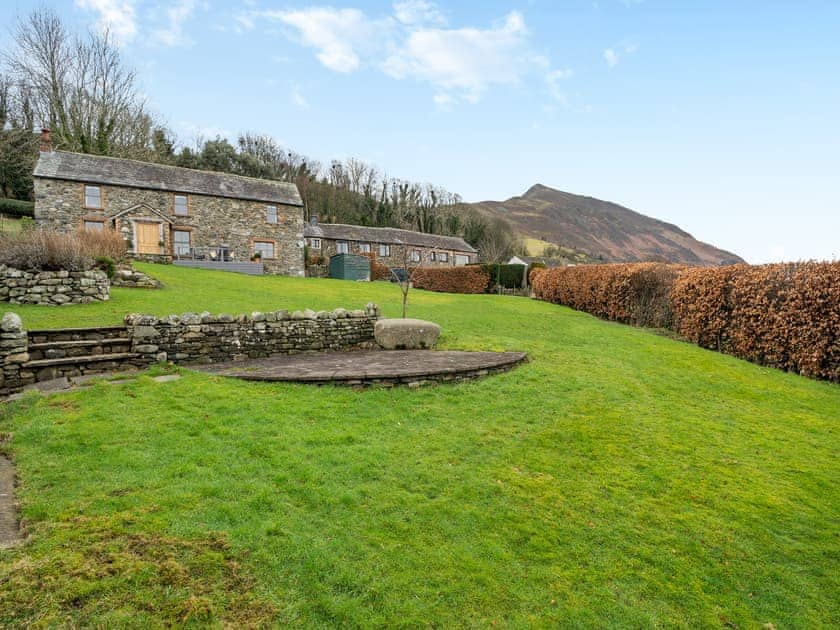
top-left (2, 1), bottom-right (838, 263)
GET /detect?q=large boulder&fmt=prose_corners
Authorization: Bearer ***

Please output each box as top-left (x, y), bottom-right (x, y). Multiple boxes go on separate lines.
top-left (375, 318), bottom-right (441, 350)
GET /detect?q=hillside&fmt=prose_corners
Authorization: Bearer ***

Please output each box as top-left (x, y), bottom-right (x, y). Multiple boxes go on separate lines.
top-left (2, 264), bottom-right (837, 626)
top-left (468, 184), bottom-right (744, 265)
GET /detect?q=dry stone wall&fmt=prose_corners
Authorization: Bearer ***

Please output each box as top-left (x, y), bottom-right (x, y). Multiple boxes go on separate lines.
top-left (0, 265), bottom-right (109, 305)
top-left (0, 302), bottom-right (381, 397)
top-left (127, 303), bottom-right (381, 364)
top-left (0, 313), bottom-right (28, 396)
top-left (111, 267), bottom-right (161, 289)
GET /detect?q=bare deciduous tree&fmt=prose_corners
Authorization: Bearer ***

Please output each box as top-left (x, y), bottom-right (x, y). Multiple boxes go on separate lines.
top-left (389, 240), bottom-right (427, 318)
top-left (2, 8), bottom-right (165, 157)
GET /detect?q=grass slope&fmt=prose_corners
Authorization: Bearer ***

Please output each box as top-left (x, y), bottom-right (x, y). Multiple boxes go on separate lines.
top-left (1, 264), bottom-right (838, 627)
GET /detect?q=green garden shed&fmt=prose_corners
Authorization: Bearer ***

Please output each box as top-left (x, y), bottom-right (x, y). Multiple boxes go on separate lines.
top-left (328, 253), bottom-right (371, 281)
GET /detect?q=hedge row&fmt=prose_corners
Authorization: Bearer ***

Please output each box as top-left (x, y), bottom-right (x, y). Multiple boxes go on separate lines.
top-left (360, 252), bottom-right (391, 281)
top-left (671, 262), bottom-right (840, 381)
top-left (413, 266), bottom-right (491, 294)
top-left (0, 198), bottom-right (35, 218)
top-left (476, 263), bottom-right (528, 289)
top-left (530, 263), bottom-right (684, 328)
top-left (531, 262), bottom-right (840, 381)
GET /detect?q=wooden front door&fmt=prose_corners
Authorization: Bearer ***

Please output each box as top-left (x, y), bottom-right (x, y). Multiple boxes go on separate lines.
top-left (135, 222), bottom-right (160, 255)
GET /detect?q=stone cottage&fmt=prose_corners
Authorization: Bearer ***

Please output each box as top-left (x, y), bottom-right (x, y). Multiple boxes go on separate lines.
top-left (303, 217), bottom-right (477, 267)
top-left (33, 132), bottom-right (305, 276)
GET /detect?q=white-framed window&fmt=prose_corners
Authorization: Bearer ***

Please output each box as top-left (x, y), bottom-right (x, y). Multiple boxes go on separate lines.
top-left (173, 230), bottom-right (191, 256)
top-left (438, 252), bottom-right (449, 262)
top-left (411, 250), bottom-right (421, 262)
top-left (455, 254), bottom-right (470, 266)
top-left (83, 219), bottom-right (104, 231)
top-left (379, 243), bottom-right (390, 257)
top-left (309, 238), bottom-right (321, 249)
top-left (359, 243), bottom-right (371, 253)
top-left (84, 185), bottom-right (102, 209)
top-left (173, 194), bottom-right (189, 216)
top-left (253, 240), bottom-right (275, 259)
top-left (337, 241), bottom-right (349, 254)
top-left (266, 205), bottom-right (278, 223)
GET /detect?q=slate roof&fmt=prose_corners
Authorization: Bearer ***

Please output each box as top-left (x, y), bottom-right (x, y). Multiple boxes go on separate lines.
top-left (304, 223), bottom-right (477, 253)
top-left (34, 150), bottom-right (303, 206)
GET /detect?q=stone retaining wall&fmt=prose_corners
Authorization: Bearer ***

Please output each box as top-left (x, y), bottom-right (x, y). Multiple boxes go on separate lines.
top-left (0, 265), bottom-right (109, 305)
top-left (127, 303), bottom-right (380, 364)
top-left (0, 313), bottom-right (28, 396)
top-left (111, 267), bottom-right (161, 289)
top-left (0, 303), bottom-right (381, 397)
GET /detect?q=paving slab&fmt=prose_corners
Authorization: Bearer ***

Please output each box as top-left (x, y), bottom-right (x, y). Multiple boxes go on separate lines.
top-left (192, 350), bottom-right (527, 387)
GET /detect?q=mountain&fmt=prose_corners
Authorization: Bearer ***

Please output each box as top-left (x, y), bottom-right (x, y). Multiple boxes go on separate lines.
top-left (467, 184), bottom-right (744, 266)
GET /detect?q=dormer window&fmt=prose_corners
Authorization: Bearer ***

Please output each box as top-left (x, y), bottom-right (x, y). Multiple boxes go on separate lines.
top-left (84, 185), bottom-right (102, 209)
top-left (173, 194), bottom-right (189, 216)
top-left (266, 205), bottom-right (278, 223)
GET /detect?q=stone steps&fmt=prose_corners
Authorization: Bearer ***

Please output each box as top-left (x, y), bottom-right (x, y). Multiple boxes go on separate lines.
top-left (28, 338), bottom-right (131, 351)
top-left (24, 352), bottom-right (140, 369)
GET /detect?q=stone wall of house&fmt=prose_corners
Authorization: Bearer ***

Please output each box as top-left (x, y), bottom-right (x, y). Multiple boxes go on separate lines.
top-left (310, 239), bottom-right (474, 268)
top-left (0, 313), bottom-right (29, 396)
top-left (34, 178), bottom-right (305, 276)
top-left (127, 303), bottom-right (380, 364)
top-left (0, 265), bottom-right (109, 305)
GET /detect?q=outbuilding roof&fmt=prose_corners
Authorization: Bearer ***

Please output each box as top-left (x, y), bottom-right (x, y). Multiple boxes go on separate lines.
top-left (34, 150), bottom-right (303, 206)
top-left (304, 222), bottom-right (477, 253)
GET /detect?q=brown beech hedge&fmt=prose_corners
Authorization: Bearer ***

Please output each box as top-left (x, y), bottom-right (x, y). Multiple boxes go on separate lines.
top-left (413, 266), bottom-right (491, 294)
top-left (531, 262), bottom-right (840, 381)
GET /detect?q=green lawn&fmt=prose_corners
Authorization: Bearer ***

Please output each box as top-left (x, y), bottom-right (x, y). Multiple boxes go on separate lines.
top-left (0, 215), bottom-right (22, 234)
top-left (1, 263), bottom-right (838, 627)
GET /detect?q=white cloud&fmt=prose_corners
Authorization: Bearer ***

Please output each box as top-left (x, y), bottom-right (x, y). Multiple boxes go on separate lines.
top-left (393, 0), bottom-right (446, 26)
top-left (153, 0), bottom-right (199, 47)
top-left (604, 44), bottom-right (637, 68)
top-left (546, 68), bottom-right (573, 103)
top-left (383, 11), bottom-right (531, 103)
top-left (256, 7), bottom-right (384, 73)
top-left (291, 84), bottom-right (309, 110)
top-left (244, 5), bottom-right (570, 106)
top-left (75, 0), bottom-right (138, 43)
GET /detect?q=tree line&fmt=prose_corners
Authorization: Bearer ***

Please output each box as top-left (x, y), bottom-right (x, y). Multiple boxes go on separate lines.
top-left (0, 9), bottom-right (522, 261)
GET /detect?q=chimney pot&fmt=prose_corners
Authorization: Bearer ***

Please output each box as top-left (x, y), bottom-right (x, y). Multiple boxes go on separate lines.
top-left (310, 214), bottom-right (319, 226)
top-left (39, 128), bottom-right (52, 153)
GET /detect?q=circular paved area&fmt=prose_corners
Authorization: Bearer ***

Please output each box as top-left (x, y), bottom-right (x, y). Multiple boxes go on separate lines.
top-left (192, 350), bottom-right (527, 387)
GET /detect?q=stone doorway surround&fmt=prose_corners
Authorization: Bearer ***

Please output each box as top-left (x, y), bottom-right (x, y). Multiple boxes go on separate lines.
top-left (109, 202), bottom-right (173, 257)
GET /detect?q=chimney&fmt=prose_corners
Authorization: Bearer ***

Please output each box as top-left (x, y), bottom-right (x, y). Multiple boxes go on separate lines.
top-left (309, 214), bottom-right (319, 226)
top-left (39, 128), bottom-right (52, 153)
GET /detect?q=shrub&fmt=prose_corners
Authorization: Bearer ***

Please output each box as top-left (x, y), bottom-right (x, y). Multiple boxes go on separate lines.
top-left (672, 262), bottom-right (840, 381)
top-left (0, 228), bottom-right (127, 272)
top-left (0, 198), bottom-right (35, 218)
top-left (533, 261), bottom-right (840, 382)
top-left (478, 263), bottom-right (528, 289)
top-left (76, 228), bottom-right (128, 263)
top-left (531, 263), bottom-right (683, 328)
top-left (413, 266), bottom-right (491, 294)
top-left (360, 252), bottom-right (391, 281)
top-left (95, 256), bottom-right (116, 279)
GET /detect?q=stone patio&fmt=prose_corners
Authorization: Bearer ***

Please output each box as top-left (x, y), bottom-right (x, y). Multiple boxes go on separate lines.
top-left (192, 349), bottom-right (527, 387)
